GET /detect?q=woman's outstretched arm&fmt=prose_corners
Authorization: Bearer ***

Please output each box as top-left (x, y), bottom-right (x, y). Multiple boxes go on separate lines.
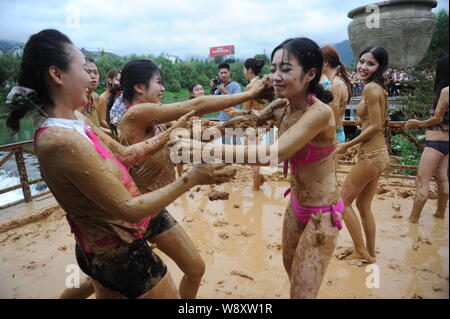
top-left (174, 101), bottom-right (332, 166)
top-left (405, 87), bottom-right (449, 129)
top-left (38, 128), bottom-right (235, 224)
top-left (81, 110), bottom-right (195, 167)
top-left (120, 76), bottom-right (272, 131)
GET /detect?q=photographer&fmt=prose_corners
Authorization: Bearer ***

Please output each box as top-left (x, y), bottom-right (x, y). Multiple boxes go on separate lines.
top-left (210, 62), bottom-right (243, 144)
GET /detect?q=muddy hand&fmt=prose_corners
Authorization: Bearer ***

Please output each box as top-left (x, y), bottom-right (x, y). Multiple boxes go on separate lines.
top-left (266, 98), bottom-right (288, 112)
top-left (249, 74), bottom-right (273, 99)
top-left (223, 115), bottom-right (257, 130)
top-left (189, 163), bottom-right (237, 185)
top-left (405, 119), bottom-right (420, 130)
top-left (171, 110), bottom-right (196, 131)
top-left (228, 109), bottom-right (246, 117)
top-left (335, 142), bottom-right (349, 155)
top-left (256, 98), bottom-right (288, 126)
top-left (169, 138), bottom-right (204, 162)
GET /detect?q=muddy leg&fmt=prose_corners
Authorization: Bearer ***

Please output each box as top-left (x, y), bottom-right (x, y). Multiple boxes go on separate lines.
top-left (59, 276), bottom-right (94, 299)
top-left (409, 147), bottom-right (443, 223)
top-left (355, 177), bottom-right (379, 258)
top-left (252, 165), bottom-right (265, 190)
top-left (289, 212), bottom-right (340, 299)
top-left (176, 163), bottom-right (184, 177)
top-left (150, 224), bottom-right (205, 299)
top-left (281, 203), bottom-right (305, 279)
top-left (341, 161), bottom-right (375, 261)
top-left (433, 153), bottom-right (449, 219)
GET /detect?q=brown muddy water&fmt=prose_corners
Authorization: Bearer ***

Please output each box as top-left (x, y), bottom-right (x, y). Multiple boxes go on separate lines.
top-left (0, 166), bottom-right (448, 299)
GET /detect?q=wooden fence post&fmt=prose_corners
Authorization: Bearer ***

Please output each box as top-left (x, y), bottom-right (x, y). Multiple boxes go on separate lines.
top-left (14, 148), bottom-right (32, 202)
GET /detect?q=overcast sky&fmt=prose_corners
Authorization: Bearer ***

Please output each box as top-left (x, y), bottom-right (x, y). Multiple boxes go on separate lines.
top-left (0, 0), bottom-right (448, 60)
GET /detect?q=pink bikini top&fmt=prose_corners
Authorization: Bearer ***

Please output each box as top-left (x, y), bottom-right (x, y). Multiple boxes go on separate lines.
top-left (283, 143), bottom-right (335, 176)
top-left (280, 94), bottom-right (336, 177)
top-left (34, 120), bottom-right (150, 253)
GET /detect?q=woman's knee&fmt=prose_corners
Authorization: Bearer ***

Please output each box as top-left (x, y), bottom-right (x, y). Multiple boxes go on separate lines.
top-left (355, 197), bottom-right (371, 213)
top-left (184, 256), bottom-right (205, 279)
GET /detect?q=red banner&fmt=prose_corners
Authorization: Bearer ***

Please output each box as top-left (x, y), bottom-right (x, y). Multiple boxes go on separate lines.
top-left (209, 45), bottom-right (235, 57)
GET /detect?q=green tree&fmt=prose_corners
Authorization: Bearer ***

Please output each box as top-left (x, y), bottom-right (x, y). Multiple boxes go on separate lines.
top-left (418, 9), bottom-right (449, 69)
top-left (0, 51), bottom-right (21, 89)
top-left (398, 71), bottom-right (434, 121)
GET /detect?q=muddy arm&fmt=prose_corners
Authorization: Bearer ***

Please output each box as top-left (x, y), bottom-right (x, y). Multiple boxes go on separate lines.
top-left (178, 101), bottom-right (331, 166)
top-left (37, 129), bottom-right (199, 223)
top-left (121, 77), bottom-right (272, 130)
top-left (83, 111), bottom-right (194, 167)
top-left (417, 87), bottom-right (448, 128)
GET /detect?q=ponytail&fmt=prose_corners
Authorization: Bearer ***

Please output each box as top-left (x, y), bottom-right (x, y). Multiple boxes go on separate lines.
top-left (313, 82), bottom-right (334, 104)
top-left (6, 29), bottom-right (73, 133)
top-left (338, 62), bottom-right (352, 103)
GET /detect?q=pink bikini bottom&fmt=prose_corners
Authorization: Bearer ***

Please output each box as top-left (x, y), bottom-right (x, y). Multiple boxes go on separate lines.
top-left (284, 188), bottom-right (344, 230)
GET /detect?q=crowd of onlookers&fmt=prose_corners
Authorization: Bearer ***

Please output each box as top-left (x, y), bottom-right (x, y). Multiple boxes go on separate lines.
top-left (348, 67), bottom-right (436, 98)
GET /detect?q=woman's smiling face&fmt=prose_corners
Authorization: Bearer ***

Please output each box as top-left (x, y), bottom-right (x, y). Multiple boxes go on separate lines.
top-left (357, 52), bottom-right (379, 83)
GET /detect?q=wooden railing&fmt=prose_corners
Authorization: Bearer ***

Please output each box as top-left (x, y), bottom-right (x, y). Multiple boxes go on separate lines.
top-left (0, 140), bottom-right (50, 207)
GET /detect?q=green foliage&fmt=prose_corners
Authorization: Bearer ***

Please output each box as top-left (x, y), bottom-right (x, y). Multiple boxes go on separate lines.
top-left (418, 9), bottom-right (449, 69)
top-left (398, 71), bottom-right (434, 121)
top-left (391, 133), bottom-right (422, 175)
top-left (95, 54), bottom-right (124, 86)
top-left (0, 51), bottom-right (21, 89)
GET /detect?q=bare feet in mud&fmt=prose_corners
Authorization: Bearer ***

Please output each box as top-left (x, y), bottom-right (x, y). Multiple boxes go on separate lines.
top-left (409, 216), bottom-right (419, 224)
top-left (253, 174), bottom-right (266, 191)
top-left (433, 213), bottom-right (445, 219)
top-left (347, 251), bottom-right (376, 263)
top-left (335, 247), bottom-right (375, 263)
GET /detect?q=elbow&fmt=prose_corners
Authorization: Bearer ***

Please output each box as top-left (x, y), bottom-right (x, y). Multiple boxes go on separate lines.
top-left (116, 208), bottom-right (141, 224)
top-left (274, 146), bottom-right (290, 163)
top-left (110, 198), bottom-right (143, 224)
top-left (431, 117), bottom-right (443, 126)
top-left (116, 153), bottom-right (135, 167)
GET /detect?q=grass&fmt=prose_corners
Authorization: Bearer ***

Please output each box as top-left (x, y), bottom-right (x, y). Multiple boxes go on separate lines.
top-left (161, 89), bottom-right (219, 119)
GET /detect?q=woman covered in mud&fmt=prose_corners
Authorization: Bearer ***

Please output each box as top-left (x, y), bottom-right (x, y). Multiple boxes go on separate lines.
top-left (321, 45), bottom-right (352, 143)
top-left (6, 29), bottom-right (237, 299)
top-left (335, 46), bottom-right (390, 262)
top-left (176, 37), bottom-right (342, 299)
top-left (103, 59), bottom-right (272, 298)
top-left (405, 55), bottom-right (449, 223)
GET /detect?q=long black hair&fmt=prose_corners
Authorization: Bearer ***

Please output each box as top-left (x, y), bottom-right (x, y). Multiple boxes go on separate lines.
top-left (271, 37), bottom-right (333, 104)
top-left (358, 46), bottom-right (389, 89)
top-left (359, 46), bottom-right (390, 127)
top-left (106, 59), bottom-right (160, 132)
top-left (6, 29), bottom-right (73, 132)
top-left (433, 55), bottom-right (449, 109)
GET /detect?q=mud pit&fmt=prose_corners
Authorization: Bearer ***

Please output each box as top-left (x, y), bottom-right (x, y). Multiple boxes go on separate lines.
top-left (0, 165), bottom-right (448, 299)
